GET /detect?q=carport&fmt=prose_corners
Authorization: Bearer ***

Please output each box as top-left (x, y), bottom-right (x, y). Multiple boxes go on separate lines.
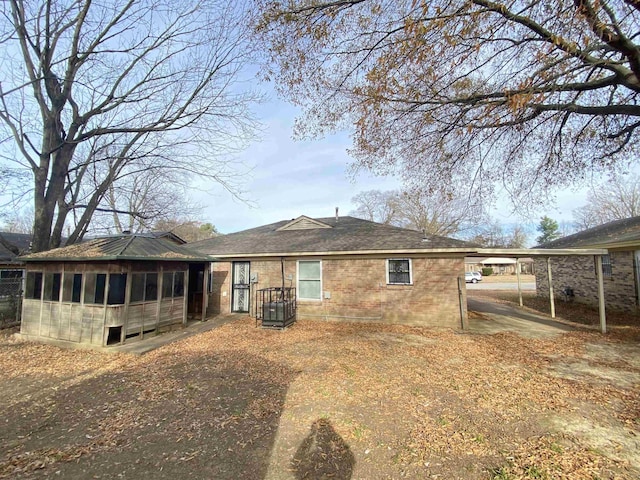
top-left (468, 248), bottom-right (609, 333)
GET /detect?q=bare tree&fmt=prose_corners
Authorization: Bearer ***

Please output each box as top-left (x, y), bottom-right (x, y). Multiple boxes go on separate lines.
top-left (574, 173), bottom-right (640, 229)
top-left (506, 225), bottom-right (529, 249)
top-left (1, 207), bottom-right (33, 234)
top-left (256, 1), bottom-right (640, 208)
top-left (98, 168), bottom-right (199, 235)
top-left (468, 221), bottom-right (530, 248)
top-left (468, 220), bottom-right (507, 248)
top-left (0, 1), bottom-right (260, 252)
top-left (153, 219), bottom-right (219, 242)
top-left (350, 187), bottom-right (485, 237)
top-left (349, 190), bottom-right (397, 224)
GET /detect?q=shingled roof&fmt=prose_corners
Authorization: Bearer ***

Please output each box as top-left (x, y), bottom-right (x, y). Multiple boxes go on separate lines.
top-left (189, 215), bottom-right (475, 256)
top-left (20, 234), bottom-right (208, 262)
top-left (0, 232), bottom-right (32, 264)
top-left (538, 216), bottom-right (640, 249)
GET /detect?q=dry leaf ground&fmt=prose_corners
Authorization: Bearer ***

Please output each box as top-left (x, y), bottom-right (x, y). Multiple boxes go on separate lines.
top-left (0, 303), bottom-right (638, 479)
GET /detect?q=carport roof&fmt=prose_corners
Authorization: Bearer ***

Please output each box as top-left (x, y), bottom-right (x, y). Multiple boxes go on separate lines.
top-left (472, 247), bottom-right (608, 257)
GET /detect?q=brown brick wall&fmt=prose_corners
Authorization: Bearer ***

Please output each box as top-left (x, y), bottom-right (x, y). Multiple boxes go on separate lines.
top-left (208, 255), bottom-right (467, 328)
top-left (534, 250), bottom-right (639, 313)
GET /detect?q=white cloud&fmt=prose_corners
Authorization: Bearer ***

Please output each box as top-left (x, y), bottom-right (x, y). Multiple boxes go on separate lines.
top-left (192, 100), bottom-right (400, 233)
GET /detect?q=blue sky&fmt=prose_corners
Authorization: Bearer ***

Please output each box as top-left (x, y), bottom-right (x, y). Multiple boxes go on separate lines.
top-left (193, 99), bottom-right (403, 233)
top-left (193, 93), bottom-right (591, 235)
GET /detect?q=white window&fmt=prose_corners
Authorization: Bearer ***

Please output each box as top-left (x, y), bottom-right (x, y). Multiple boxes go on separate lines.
top-left (387, 259), bottom-right (412, 285)
top-left (298, 260), bottom-right (322, 300)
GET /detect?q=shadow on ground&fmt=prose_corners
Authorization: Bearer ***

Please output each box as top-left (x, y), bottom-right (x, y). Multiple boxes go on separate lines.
top-left (0, 349), bottom-right (298, 479)
top-left (291, 418), bottom-right (355, 480)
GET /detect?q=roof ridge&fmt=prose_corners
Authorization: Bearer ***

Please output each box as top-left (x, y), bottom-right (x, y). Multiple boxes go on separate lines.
top-left (117, 235), bottom-right (137, 256)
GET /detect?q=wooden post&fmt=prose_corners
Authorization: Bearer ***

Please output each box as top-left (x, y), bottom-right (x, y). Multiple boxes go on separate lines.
top-left (457, 276), bottom-right (467, 330)
top-left (102, 272), bottom-right (111, 346)
top-left (547, 257), bottom-right (555, 318)
top-left (516, 258), bottom-right (523, 307)
top-left (156, 266), bottom-right (163, 333)
top-left (183, 268), bottom-right (189, 326)
top-left (595, 255), bottom-right (607, 334)
top-left (122, 265), bottom-right (132, 343)
top-left (201, 263), bottom-right (208, 322)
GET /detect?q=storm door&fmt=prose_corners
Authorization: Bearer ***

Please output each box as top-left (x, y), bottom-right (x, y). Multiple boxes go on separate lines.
top-left (232, 262), bottom-right (250, 313)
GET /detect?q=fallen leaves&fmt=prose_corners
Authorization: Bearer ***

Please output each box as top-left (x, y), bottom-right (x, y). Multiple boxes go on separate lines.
top-left (0, 316), bottom-right (638, 479)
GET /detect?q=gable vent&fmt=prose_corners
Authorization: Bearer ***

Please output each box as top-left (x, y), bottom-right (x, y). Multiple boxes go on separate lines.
top-left (276, 215), bottom-right (333, 231)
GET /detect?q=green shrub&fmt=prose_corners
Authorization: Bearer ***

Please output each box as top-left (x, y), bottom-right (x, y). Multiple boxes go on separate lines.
top-left (481, 267), bottom-right (494, 276)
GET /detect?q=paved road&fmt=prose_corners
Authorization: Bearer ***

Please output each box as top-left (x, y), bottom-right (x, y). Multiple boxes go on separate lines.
top-left (467, 296), bottom-right (573, 338)
top-left (466, 281), bottom-right (536, 291)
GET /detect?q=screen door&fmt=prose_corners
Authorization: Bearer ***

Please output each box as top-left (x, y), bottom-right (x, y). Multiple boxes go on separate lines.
top-left (232, 262), bottom-right (250, 313)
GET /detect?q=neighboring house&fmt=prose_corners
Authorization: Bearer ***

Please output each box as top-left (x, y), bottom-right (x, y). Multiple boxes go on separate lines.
top-left (0, 232), bottom-right (31, 297)
top-left (189, 215), bottom-right (476, 329)
top-left (18, 234), bottom-right (209, 347)
top-left (465, 257), bottom-right (534, 275)
top-left (534, 216), bottom-right (640, 313)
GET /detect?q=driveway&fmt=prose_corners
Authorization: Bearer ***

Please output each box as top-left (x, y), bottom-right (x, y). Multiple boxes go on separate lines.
top-left (467, 296), bottom-right (574, 338)
top-left (467, 281), bottom-right (536, 291)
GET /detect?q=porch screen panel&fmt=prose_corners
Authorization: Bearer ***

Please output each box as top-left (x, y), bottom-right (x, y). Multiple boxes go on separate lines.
top-left (25, 272), bottom-right (43, 300)
top-left (62, 273), bottom-right (82, 303)
top-left (162, 272), bottom-right (174, 298)
top-left (174, 272), bottom-right (185, 297)
top-left (131, 274), bottom-right (145, 303)
top-left (145, 273), bottom-right (158, 301)
top-left (107, 274), bottom-right (127, 305)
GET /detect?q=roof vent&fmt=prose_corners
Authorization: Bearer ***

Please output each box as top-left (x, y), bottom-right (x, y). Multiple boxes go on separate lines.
top-left (335, 207), bottom-right (339, 221)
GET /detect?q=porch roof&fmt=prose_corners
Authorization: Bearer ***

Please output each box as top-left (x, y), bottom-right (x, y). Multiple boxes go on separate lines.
top-left (20, 235), bottom-right (209, 263)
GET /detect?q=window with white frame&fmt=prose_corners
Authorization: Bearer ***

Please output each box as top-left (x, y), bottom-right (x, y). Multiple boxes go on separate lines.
top-left (298, 260), bottom-right (322, 300)
top-left (387, 259), bottom-right (412, 285)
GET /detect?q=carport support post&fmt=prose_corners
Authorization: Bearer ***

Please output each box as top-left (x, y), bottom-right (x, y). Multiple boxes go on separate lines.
top-left (515, 258), bottom-right (523, 307)
top-left (457, 276), bottom-right (467, 330)
top-left (595, 255), bottom-right (607, 334)
top-left (547, 257), bottom-right (555, 318)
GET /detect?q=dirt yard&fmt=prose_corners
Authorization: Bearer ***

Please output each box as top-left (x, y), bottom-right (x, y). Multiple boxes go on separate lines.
top-left (1, 316), bottom-right (639, 479)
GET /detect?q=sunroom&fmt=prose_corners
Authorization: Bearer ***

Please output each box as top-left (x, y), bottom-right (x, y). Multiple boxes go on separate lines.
top-left (19, 235), bottom-right (210, 347)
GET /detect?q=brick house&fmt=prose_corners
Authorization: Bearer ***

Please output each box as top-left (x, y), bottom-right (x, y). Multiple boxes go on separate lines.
top-left (189, 215), bottom-right (476, 329)
top-left (534, 216), bottom-right (640, 313)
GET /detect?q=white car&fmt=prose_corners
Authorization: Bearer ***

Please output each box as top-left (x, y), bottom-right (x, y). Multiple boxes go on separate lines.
top-left (465, 272), bottom-right (478, 283)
